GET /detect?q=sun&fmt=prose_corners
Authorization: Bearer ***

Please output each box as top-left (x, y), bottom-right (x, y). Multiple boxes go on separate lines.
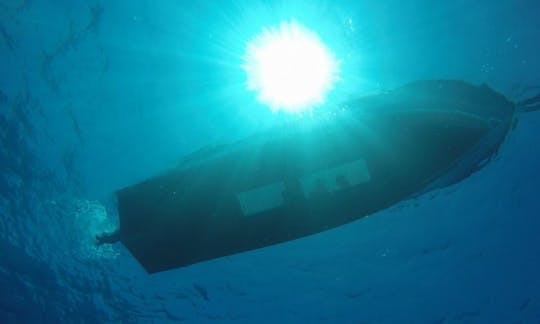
top-left (243, 21), bottom-right (340, 113)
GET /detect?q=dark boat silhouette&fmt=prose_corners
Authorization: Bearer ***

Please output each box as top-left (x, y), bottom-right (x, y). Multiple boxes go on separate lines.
top-left (106, 80), bottom-right (538, 273)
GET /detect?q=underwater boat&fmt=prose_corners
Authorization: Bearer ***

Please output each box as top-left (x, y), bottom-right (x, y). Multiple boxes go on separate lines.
top-left (109, 79), bottom-right (535, 274)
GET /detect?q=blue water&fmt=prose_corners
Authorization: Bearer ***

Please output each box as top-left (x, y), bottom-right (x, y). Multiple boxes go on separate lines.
top-left (1, 1), bottom-right (539, 322)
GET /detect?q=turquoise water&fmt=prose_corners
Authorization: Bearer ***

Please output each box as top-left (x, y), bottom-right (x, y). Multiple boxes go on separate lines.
top-left (1, 0), bottom-right (539, 322)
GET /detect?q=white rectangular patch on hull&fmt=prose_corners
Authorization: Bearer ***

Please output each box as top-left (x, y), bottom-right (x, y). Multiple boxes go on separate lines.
top-left (236, 159), bottom-right (370, 216)
top-left (237, 182), bottom-right (286, 216)
top-left (300, 159), bottom-right (370, 197)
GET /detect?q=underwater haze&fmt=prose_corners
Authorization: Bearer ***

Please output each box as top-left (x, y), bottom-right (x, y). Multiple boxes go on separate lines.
top-left (1, 0), bottom-right (540, 323)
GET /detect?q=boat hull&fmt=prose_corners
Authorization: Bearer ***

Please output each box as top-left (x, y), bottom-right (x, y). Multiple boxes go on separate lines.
top-left (116, 80), bottom-right (514, 273)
